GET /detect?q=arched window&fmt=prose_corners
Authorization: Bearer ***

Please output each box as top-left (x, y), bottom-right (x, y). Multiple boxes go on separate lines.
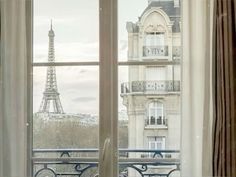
top-left (147, 101), bottom-right (165, 126)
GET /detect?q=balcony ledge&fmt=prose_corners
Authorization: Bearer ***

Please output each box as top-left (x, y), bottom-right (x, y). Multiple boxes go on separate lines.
top-left (144, 125), bottom-right (168, 129)
top-left (121, 91), bottom-right (181, 97)
top-left (121, 80), bottom-right (181, 96)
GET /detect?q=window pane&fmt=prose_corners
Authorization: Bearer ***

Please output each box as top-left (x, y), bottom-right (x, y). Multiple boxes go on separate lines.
top-left (34, 0), bottom-right (99, 62)
top-left (118, 0), bottom-right (181, 61)
top-left (119, 64), bottom-right (181, 175)
top-left (118, 1), bottom-right (181, 176)
top-left (118, 67), bottom-right (129, 149)
top-left (33, 66), bottom-right (99, 176)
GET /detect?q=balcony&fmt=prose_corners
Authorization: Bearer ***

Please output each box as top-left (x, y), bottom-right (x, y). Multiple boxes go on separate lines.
top-left (121, 80), bottom-right (181, 95)
top-left (143, 46), bottom-right (181, 59)
top-left (145, 117), bottom-right (168, 128)
top-left (33, 149), bottom-right (180, 177)
top-left (143, 46), bottom-right (168, 57)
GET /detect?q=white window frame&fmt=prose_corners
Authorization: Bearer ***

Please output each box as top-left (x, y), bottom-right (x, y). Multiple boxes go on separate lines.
top-left (29, 0), bottom-right (180, 177)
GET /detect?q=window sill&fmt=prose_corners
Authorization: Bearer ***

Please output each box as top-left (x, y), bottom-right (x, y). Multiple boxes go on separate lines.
top-left (144, 125), bottom-right (168, 129)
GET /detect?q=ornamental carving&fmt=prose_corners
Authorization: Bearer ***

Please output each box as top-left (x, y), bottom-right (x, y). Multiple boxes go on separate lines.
top-left (145, 24), bottom-right (165, 33)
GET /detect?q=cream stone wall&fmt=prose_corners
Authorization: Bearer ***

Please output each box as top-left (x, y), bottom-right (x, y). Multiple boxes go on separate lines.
top-left (122, 2), bottom-right (181, 176)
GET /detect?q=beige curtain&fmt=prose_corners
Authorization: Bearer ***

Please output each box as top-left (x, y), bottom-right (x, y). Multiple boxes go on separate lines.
top-left (213, 0), bottom-right (236, 176)
top-left (182, 0), bottom-right (213, 177)
top-left (0, 0), bottom-right (31, 177)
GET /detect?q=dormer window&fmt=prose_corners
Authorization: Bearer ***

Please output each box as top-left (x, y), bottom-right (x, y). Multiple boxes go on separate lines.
top-left (143, 25), bottom-right (168, 57)
top-left (143, 32), bottom-right (168, 57)
top-left (144, 32), bottom-right (165, 46)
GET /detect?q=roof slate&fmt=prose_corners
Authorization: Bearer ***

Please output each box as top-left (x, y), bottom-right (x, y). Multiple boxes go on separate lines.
top-left (142, 1), bottom-right (180, 17)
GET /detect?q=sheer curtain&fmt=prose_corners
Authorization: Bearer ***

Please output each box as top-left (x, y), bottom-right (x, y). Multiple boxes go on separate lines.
top-left (0, 0), bottom-right (31, 177)
top-left (181, 0), bottom-right (213, 177)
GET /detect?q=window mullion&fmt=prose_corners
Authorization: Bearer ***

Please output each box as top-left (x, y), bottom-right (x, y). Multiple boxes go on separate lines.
top-left (27, 0), bottom-right (33, 176)
top-left (99, 0), bottom-right (118, 176)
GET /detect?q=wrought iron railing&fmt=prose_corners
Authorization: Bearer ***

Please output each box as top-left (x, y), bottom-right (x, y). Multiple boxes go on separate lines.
top-left (33, 149), bottom-right (180, 177)
top-left (143, 46), bottom-right (169, 57)
top-left (142, 46), bottom-right (181, 58)
top-left (121, 80), bottom-right (180, 94)
top-left (145, 117), bottom-right (168, 127)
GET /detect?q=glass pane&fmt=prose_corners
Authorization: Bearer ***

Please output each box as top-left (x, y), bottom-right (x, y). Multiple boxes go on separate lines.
top-left (118, 0), bottom-right (181, 61)
top-left (118, 2), bottom-right (181, 177)
top-left (34, 0), bottom-right (99, 62)
top-left (33, 66), bottom-right (99, 177)
top-left (119, 67), bottom-right (181, 175)
top-left (118, 67), bottom-right (129, 150)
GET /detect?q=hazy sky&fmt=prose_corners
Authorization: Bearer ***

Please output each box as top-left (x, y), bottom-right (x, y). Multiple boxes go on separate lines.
top-left (33, 0), bottom-right (149, 114)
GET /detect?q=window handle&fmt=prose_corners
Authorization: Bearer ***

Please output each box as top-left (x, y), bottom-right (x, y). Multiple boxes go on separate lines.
top-left (102, 138), bottom-right (110, 161)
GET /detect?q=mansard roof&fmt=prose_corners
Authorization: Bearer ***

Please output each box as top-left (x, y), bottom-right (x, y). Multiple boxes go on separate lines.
top-left (142, 1), bottom-right (180, 17)
top-left (126, 1), bottom-right (181, 34)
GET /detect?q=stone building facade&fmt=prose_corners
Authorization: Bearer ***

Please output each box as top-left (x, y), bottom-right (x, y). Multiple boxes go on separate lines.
top-left (121, 0), bottom-right (181, 175)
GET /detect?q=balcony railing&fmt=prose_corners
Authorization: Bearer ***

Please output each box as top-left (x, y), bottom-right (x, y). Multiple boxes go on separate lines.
top-left (121, 80), bottom-right (181, 94)
top-left (143, 46), bottom-right (169, 57)
top-left (145, 117), bottom-right (168, 127)
top-left (143, 46), bottom-right (181, 58)
top-left (33, 149), bottom-right (180, 177)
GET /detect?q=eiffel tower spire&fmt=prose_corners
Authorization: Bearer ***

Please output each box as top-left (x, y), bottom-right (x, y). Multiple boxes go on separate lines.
top-left (39, 21), bottom-right (64, 114)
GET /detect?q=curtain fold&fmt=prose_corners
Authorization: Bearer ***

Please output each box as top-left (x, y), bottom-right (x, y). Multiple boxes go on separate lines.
top-left (181, 0), bottom-right (213, 176)
top-left (213, 0), bottom-right (236, 176)
top-left (0, 0), bottom-right (31, 177)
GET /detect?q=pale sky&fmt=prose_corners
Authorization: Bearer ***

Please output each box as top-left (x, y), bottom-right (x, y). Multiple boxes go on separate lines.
top-left (33, 0), bottom-right (149, 114)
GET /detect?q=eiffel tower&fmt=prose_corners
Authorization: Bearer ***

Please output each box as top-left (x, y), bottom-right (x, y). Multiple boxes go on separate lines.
top-left (39, 21), bottom-right (64, 114)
